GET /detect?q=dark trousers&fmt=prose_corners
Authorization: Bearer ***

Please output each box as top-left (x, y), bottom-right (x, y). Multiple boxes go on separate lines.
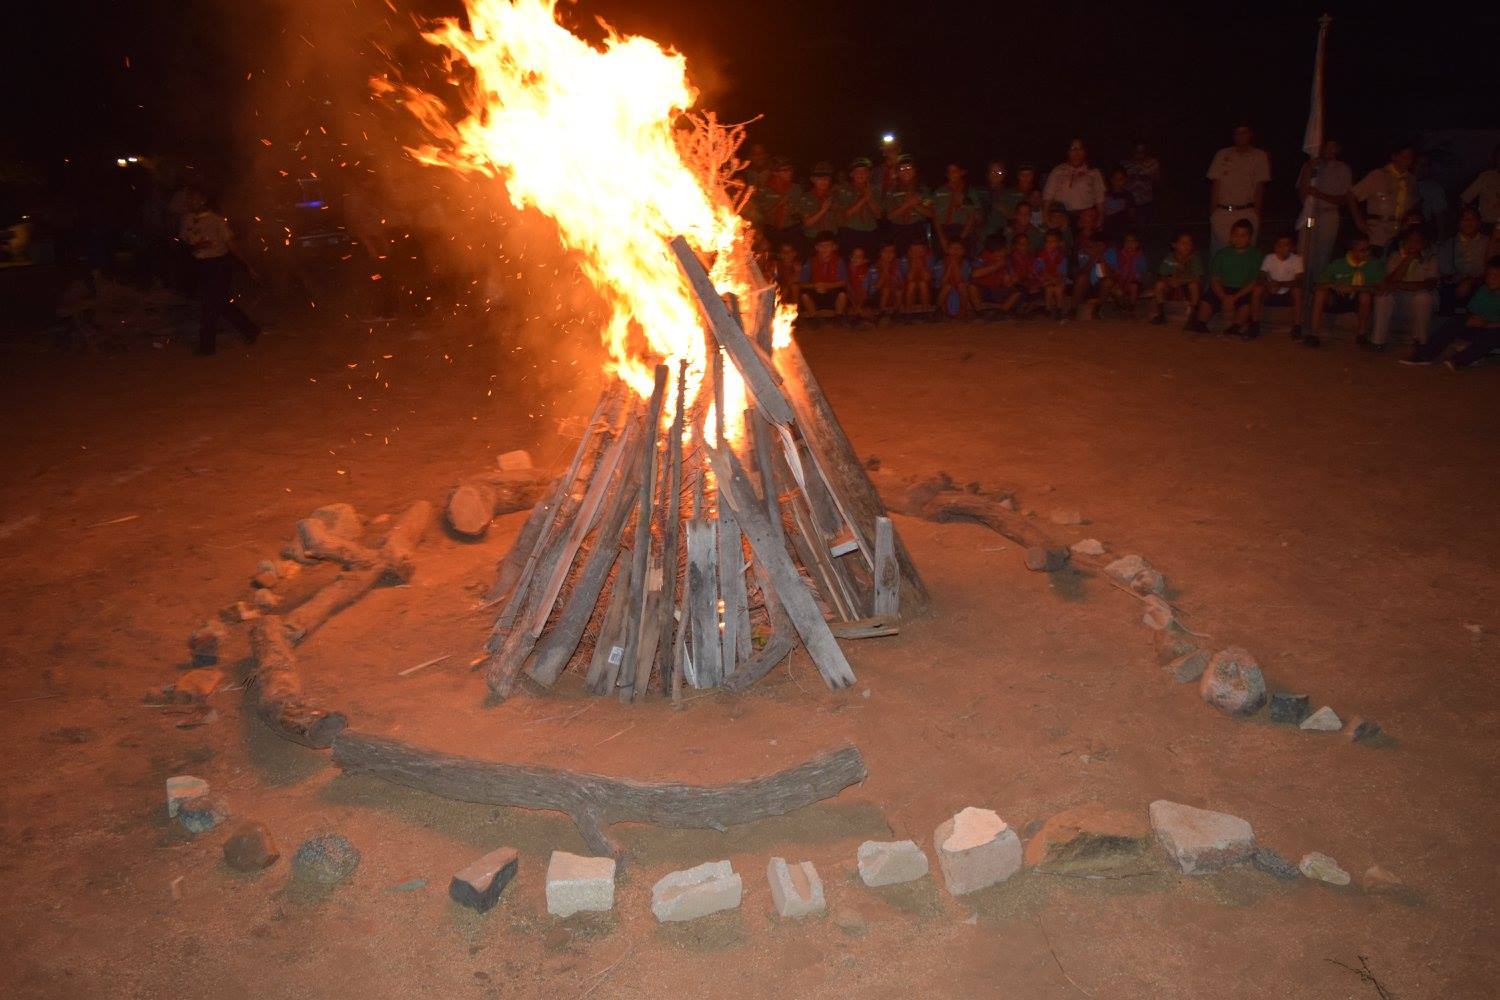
top-left (1411, 317), bottom-right (1500, 367)
top-left (196, 254), bottom-right (258, 353)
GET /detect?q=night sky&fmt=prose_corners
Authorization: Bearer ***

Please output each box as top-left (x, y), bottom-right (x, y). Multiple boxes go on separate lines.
top-left (9, 1), bottom-right (1498, 220)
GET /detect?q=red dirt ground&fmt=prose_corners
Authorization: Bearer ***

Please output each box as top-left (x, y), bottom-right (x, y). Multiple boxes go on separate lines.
top-left (1, 314), bottom-right (1496, 998)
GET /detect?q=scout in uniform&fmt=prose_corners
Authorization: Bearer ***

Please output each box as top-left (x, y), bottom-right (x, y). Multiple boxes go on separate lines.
top-left (754, 156), bottom-right (804, 256)
top-left (1206, 123), bottom-right (1271, 254)
top-left (1309, 235), bottom-right (1385, 348)
top-left (797, 162), bottom-right (841, 249)
top-left (932, 163), bottom-right (980, 253)
top-left (883, 154), bottom-right (933, 256)
top-left (1150, 231), bottom-right (1205, 326)
top-left (835, 157), bottom-right (882, 256)
top-left (1348, 143), bottom-right (1420, 255)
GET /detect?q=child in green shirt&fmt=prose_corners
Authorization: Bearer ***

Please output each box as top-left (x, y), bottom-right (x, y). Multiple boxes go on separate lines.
top-left (1150, 231), bottom-right (1205, 325)
top-left (1309, 235), bottom-right (1384, 347)
top-left (1192, 217), bottom-right (1261, 337)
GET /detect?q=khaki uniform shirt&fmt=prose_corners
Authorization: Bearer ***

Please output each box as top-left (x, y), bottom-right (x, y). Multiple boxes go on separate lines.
top-left (1352, 167), bottom-right (1418, 247)
top-left (1206, 147), bottom-right (1271, 207)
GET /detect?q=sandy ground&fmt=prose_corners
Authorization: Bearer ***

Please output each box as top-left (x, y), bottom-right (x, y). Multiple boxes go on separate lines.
top-left (0, 311), bottom-right (1496, 999)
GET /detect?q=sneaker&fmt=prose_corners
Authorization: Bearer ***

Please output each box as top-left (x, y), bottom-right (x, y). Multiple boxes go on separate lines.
top-left (1397, 356), bottom-right (1434, 366)
top-left (1149, 312), bottom-right (1166, 325)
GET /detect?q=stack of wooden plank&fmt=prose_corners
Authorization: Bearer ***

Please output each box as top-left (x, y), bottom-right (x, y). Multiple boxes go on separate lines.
top-left (480, 236), bottom-right (929, 702)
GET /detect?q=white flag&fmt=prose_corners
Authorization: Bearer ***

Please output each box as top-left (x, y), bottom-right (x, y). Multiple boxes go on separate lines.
top-left (1302, 15), bottom-right (1331, 157)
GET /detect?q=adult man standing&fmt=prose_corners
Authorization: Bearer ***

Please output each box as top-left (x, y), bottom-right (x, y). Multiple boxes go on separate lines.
top-left (1295, 138), bottom-right (1352, 279)
top-left (178, 186), bottom-right (260, 356)
top-left (1206, 123), bottom-right (1271, 253)
top-left (1459, 144), bottom-right (1500, 226)
top-left (1042, 139), bottom-right (1105, 220)
top-left (1348, 142), bottom-right (1420, 255)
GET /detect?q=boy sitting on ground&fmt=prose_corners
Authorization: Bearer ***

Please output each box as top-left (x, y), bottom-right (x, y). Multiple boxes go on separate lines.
top-left (1400, 255), bottom-right (1500, 370)
top-left (1309, 235), bottom-right (1384, 348)
top-left (1255, 232), bottom-right (1306, 342)
top-left (1151, 231), bottom-right (1204, 326)
top-left (971, 234), bottom-right (1020, 316)
top-left (1006, 201), bottom-right (1045, 251)
top-left (1438, 207), bottom-right (1487, 314)
top-left (773, 242), bottom-right (801, 306)
top-left (1010, 233), bottom-right (1041, 316)
top-left (798, 232), bottom-right (848, 320)
top-left (1071, 232), bottom-right (1110, 318)
top-left (1036, 230), bottom-right (1071, 321)
top-left (1100, 232), bottom-right (1149, 315)
top-left (1194, 217), bottom-right (1261, 337)
top-left (903, 241), bottom-right (935, 318)
top-left (872, 242), bottom-right (904, 320)
top-left (935, 239), bottom-right (974, 318)
top-left (846, 246), bottom-right (875, 323)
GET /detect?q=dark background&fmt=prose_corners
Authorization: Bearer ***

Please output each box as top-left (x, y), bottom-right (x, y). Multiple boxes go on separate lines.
top-left (7, 1), bottom-right (1499, 223)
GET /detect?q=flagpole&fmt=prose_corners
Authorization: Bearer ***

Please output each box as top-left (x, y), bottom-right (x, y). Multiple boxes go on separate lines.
top-left (1299, 13), bottom-right (1332, 333)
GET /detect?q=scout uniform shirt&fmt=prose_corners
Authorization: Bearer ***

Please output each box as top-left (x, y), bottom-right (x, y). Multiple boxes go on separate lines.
top-left (834, 181), bottom-right (881, 233)
top-left (1460, 168), bottom-right (1500, 225)
top-left (1206, 146), bottom-right (1271, 208)
top-left (883, 184), bottom-right (933, 226)
top-left (754, 181), bottom-right (803, 232)
top-left (932, 185), bottom-right (980, 235)
top-left (1157, 252), bottom-right (1204, 282)
top-left (1299, 157), bottom-right (1352, 218)
top-left (797, 186), bottom-right (841, 239)
top-left (1383, 249), bottom-right (1437, 286)
top-left (1440, 232), bottom-right (1488, 280)
top-left (1210, 245), bottom-right (1262, 290)
top-left (1351, 166), bottom-right (1418, 248)
top-left (1041, 163), bottom-right (1105, 214)
top-left (1318, 253), bottom-right (1386, 289)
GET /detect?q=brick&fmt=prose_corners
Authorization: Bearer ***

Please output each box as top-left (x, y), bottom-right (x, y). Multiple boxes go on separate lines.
top-left (767, 857), bottom-right (824, 918)
top-left (650, 860), bottom-right (742, 923)
top-left (450, 846), bottom-right (518, 913)
top-left (545, 851), bottom-right (615, 917)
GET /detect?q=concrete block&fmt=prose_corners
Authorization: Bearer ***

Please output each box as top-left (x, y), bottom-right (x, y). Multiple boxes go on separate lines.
top-left (450, 846), bottom-right (519, 913)
top-left (166, 775), bottom-right (209, 818)
top-left (545, 851), bottom-right (615, 917)
top-left (933, 807), bottom-right (1022, 895)
top-left (767, 857), bottom-right (825, 918)
top-left (857, 839), bottom-right (929, 887)
top-left (651, 860), bottom-right (742, 923)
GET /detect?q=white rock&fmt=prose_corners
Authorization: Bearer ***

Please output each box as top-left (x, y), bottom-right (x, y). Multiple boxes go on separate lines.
top-left (1300, 706), bottom-right (1342, 731)
top-left (1141, 595), bottom-right (1175, 630)
top-left (1198, 646), bottom-right (1268, 716)
top-left (857, 839), bottom-right (929, 886)
top-left (650, 860), bottom-right (742, 923)
top-left (933, 807), bottom-right (1023, 895)
top-left (1130, 568), bottom-right (1167, 596)
top-left (1048, 509), bottom-right (1084, 526)
top-left (1149, 800), bottom-right (1255, 874)
top-left (1299, 851), bottom-right (1351, 885)
top-left (545, 851), bottom-right (615, 917)
top-left (166, 775), bottom-right (209, 818)
top-left (767, 858), bottom-right (825, 918)
top-left (1070, 538), bottom-right (1106, 557)
top-left (1104, 554), bottom-right (1149, 583)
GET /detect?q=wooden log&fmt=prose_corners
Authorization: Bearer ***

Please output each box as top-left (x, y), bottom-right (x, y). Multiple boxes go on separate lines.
top-left (653, 360), bottom-right (689, 695)
top-left (585, 553), bottom-right (632, 693)
top-left (685, 516), bottom-right (720, 688)
top-left (707, 443), bottom-right (856, 689)
top-left (830, 615), bottom-right (900, 639)
top-left (720, 630), bottom-right (795, 693)
top-left (773, 337), bottom-right (930, 613)
top-left (446, 477), bottom-right (551, 540)
top-left (247, 619), bottom-right (346, 748)
top-left (484, 489), bottom-right (557, 605)
top-left (296, 517), bottom-right (380, 569)
top-left (717, 501), bottom-right (751, 671)
top-left (331, 729), bottom-right (868, 861)
top-left (872, 515), bottom-right (900, 618)
top-left (620, 365), bottom-right (668, 703)
top-left (669, 236), bottom-right (795, 426)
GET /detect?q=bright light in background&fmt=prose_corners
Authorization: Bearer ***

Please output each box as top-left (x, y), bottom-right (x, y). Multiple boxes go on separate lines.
top-left (881, 133), bottom-right (896, 145)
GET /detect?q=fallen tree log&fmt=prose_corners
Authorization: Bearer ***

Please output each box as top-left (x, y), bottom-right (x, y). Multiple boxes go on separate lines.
top-left (446, 476), bottom-right (552, 540)
top-left (247, 619), bottom-right (347, 748)
top-left (331, 730), bottom-right (867, 862)
top-left (881, 473), bottom-right (1071, 572)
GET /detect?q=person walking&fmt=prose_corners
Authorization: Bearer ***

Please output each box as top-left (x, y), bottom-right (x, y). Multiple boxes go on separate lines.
top-left (178, 187), bottom-right (260, 356)
top-left (1295, 137), bottom-right (1352, 279)
top-left (1206, 123), bottom-right (1270, 254)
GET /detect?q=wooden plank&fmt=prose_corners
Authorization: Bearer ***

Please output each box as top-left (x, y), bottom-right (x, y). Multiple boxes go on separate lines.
top-left (830, 615), bottom-right (900, 639)
top-left (872, 515), bottom-right (900, 618)
top-left (685, 516), bottom-right (721, 688)
top-left (668, 236), bottom-right (795, 426)
top-left (717, 499), bottom-right (751, 671)
top-left (707, 443), bottom-right (856, 689)
top-left (585, 553), bottom-right (632, 694)
top-left (654, 360), bottom-right (689, 695)
top-left (773, 337), bottom-right (930, 613)
top-left (621, 365), bottom-right (668, 702)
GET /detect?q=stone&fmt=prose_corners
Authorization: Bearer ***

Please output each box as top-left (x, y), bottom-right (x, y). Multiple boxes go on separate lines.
top-left (1130, 568), bottom-right (1167, 596)
top-left (1268, 692), bottom-right (1312, 725)
top-left (767, 858), bottom-right (825, 919)
top-left (166, 775), bottom-right (209, 818)
top-left (1024, 803), bottom-right (1150, 874)
top-left (223, 601), bottom-right (259, 623)
top-left (176, 794), bottom-right (228, 835)
top-left (651, 860), bottom-right (742, 923)
top-left (1198, 646), bottom-right (1268, 716)
top-left (187, 621), bottom-right (227, 666)
top-left (1104, 554), bottom-right (1149, 583)
top-left (1300, 706), bottom-right (1342, 731)
top-left (1048, 509), bottom-right (1084, 526)
top-left (173, 668), bottom-right (224, 700)
top-left (1141, 595), bottom-right (1175, 631)
top-left (1149, 800), bottom-right (1255, 874)
top-left (308, 502), bottom-right (361, 540)
top-left (446, 481), bottom-right (497, 539)
top-left (223, 822), bottom-right (280, 872)
top-left (1251, 846), bottom-right (1300, 881)
top-left (1070, 538), bottom-right (1106, 557)
top-left (251, 589), bottom-right (282, 612)
top-left (252, 569), bottom-right (280, 589)
top-left (545, 851), bottom-right (615, 917)
top-left (1154, 631), bottom-right (1198, 665)
top-left (1299, 851), bottom-right (1351, 886)
top-left (275, 559), bottom-right (302, 580)
top-left (933, 807), bottom-right (1023, 895)
top-left (449, 846), bottom-right (519, 913)
top-left (1345, 717), bottom-right (1382, 743)
top-left (857, 839), bottom-right (930, 887)
top-left (998, 496), bottom-right (1017, 511)
top-left (1167, 649), bottom-right (1210, 684)
top-left (1360, 865), bottom-right (1405, 893)
top-left (293, 834), bottom-right (361, 885)
top-left (1024, 546), bottom-right (1069, 572)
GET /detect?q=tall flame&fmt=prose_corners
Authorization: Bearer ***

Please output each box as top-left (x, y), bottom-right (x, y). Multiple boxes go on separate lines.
top-left (391, 0), bottom-right (755, 408)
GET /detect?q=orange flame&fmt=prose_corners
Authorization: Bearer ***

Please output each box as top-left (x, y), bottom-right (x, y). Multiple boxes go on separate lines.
top-left (391, 0), bottom-right (757, 422)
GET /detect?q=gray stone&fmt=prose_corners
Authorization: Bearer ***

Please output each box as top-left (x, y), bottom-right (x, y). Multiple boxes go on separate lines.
top-left (450, 846), bottom-right (519, 913)
top-left (187, 622), bottom-right (227, 666)
top-left (293, 834), bottom-right (361, 885)
top-left (1070, 538), bottom-right (1106, 557)
top-left (1131, 569), bottom-right (1167, 596)
top-left (1141, 595), bottom-right (1175, 631)
top-left (1104, 554), bottom-right (1149, 583)
top-left (933, 807), bottom-right (1023, 895)
top-left (166, 775), bottom-right (209, 818)
top-left (545, 851), bottom-right (615, 917)
top-left (223, 822), bottom-right (279, 872)
top-left (1345, 717), bottom-right (1382, 743)
top-left (1149, 800), bottom-right (1255, 874)
top-left (1154, 631), bottom-right (1199, 665)
top-left (767, 858), bottom-right (825, 919)
top-left (1300, 706), bottom-right (1342, 731)
top-left (1251, 846), bottom-right (1300, 881)
top-left (1268, 693), bottom-right (1311, 725)
top-left (176, 794), bottom-right (228, 835)
top-left (857, 839), bottom-right (929, 886)
top-left (1198, 646), bottom-right (1268, 716)
top-left (1299, 851), bottom-right (1351, 886)
top-left (1167, 649), bottom-right (1210, 684)
top-left (651, 860), bottom-right (742, 923)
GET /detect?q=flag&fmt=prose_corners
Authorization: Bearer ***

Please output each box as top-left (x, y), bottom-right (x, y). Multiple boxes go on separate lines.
top-left (1302, 15), bottom-right (1331, 158)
